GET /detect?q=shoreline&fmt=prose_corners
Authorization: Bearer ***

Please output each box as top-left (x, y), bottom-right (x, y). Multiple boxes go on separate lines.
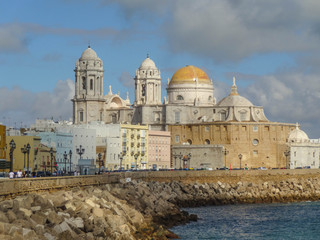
top-left (0, 171), bottom-right (320, 239)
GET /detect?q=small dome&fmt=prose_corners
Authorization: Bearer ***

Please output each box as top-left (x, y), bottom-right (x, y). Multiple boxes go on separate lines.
top-left (288, 123), bottom-right (309, 143)
top-left (80, 46), bottom-right (98, 60)
top-left (140, 55), bottom-right (156, 69)
top-left (218, 95), bottom-right (253, 107)
top-left (170, 65), bottom-right (211, 85)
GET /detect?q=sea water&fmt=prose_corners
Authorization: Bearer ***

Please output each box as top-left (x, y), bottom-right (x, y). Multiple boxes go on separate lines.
top-left (171, 201), bottom-right (320, 239)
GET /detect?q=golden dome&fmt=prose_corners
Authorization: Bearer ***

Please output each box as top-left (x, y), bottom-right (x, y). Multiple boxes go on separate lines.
top-left (170, 65), bottom-right (211, 85)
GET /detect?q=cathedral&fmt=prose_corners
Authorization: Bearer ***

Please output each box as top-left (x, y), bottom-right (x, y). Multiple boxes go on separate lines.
top-left (72, 46), bottom-right (300, 169)
top-left (72, 46), bottom-right (269, 130)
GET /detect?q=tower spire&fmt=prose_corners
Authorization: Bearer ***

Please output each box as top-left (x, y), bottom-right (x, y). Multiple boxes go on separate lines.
top-left (230, 76), bottom-right (239, 96)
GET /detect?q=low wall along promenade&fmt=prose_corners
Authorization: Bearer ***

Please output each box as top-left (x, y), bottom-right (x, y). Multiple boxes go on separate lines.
top-left (1, 169), bottom-right (320, 198)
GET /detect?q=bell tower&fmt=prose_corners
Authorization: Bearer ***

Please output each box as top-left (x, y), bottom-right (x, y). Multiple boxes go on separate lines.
top-left (134, 55), bottom-right (161, 106)
top-left (72, 46), bottom-right (105, 124)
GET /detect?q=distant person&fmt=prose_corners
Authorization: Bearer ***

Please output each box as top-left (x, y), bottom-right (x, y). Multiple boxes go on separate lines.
top-left (17, 170), bottom-right (22, 178)
top-left (9, 171), bottom-right (14, 179)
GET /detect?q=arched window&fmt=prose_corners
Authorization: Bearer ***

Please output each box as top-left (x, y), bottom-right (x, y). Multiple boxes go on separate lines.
top-left (177, 95), bottom-right (184, 100)
top-left (112, 114), bottom-right (117, 124)
top-left (187, 139), bottom-right (192, 145)
top-left (82, 77), bottom-right (86, 90)
top-left (79, 111), bottom-right (84, 122)
top-left (205, 139), bottom-right (210, 145)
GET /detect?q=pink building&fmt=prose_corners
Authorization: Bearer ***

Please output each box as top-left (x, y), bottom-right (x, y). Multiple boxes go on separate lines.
top-left (148, 130), bottom-right (171, 169)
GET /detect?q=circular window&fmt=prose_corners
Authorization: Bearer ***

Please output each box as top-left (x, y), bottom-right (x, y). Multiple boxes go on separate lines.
top-left (252, 139), bottom-right (259, 146)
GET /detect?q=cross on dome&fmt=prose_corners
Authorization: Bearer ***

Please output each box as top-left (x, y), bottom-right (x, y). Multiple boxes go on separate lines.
top-left (230, 76), bottom-right (239, 96)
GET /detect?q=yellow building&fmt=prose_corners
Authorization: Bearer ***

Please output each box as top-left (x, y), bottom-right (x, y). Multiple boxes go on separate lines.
top-left (169, 122), bottom-right (296, 169)
top-left (120, 124), bottom-right (148, 170)
top-left (6, 136), bottom-right (41, 173)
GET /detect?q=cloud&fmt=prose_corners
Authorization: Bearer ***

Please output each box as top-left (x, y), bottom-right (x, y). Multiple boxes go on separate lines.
top-left (42, 53), bottom-right (62, 62)
top-left (0, 23), bottom-right (30, 53)
top-left (243, 72), bottom-right (320, 138)
top-left (103, 0), bottom-right (320, 62)
top-left (0, 79), bottom-right (74, 127)
top-left (118, 71), bottom-right (134, 88)
top-left (0, 22), bottom-right (124, 54)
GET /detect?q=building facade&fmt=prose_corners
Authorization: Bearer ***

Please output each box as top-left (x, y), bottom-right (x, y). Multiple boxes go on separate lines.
top-left (287, 124), bottom-right (320, 169)
top-left (148, 130), bottom-right (171, 169)
top-left (6, 136), bottom-right (41, 173)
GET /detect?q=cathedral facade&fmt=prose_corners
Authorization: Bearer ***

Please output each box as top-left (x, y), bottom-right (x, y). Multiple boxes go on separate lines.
top-left (72, 47), bottom-right (299, 169)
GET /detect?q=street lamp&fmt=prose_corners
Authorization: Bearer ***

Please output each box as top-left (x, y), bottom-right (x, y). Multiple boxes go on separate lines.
top-left (26, 143), bottom-right (31, 177)
top-left (119, 152), bottom-right (123, 171)
top-left (49, 147), bottom-right (54, 175)
top-left (76, 145), bottom-right (85, 175)
top-left (183, 153), bottom-right (192, 169)
top-left (284, 150), bottom-right (290, 169)
top-left (223, 148), bottom-right (229, 169)
top-left (178, 152), bottom-right (183, 169)
top-left (9, 139), bottom-right (16, 172)
top-left (63, 151), bottom-right (68, 175)
top-left (69, 150), bottom-right (72, 175)
top-left (238, 154), bottom-right (243, 169)
top-left (98, 153), bottom-right (102, 174)
top-left (21, 145), bottom-right (27, 170)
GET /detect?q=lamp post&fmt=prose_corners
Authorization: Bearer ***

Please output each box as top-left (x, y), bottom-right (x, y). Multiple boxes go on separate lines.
top-left (187, 153), bottom-right (191, 169)
top-left (223, 148), bottom-right (229, 170)
top-left (119, 152), bottom-right (123, 171)
top-left (76, 145), bottom-right (85, 175)
top-left (69, 150), bottom-right (72, 175)
top-left (9, 139), bottom-right (16, 172)
top-left (63, 151), bottom-right (68, 175)
top-left (183, 153), bottom-right (192, 169)
top-left (284, 150), bottom-right (290, 169)
top-left (98, 153), bottom-right (102, 174)
top-left (178, 152), bottom-right (183, 169)
top-left (21, 145), bottom-right (27, 170)
top-left (49, 147), bottom-right (54, 175)
top-left (26, 143), bottom-right (31, 177)
top-left (238, 154), bottom-right (243, 169)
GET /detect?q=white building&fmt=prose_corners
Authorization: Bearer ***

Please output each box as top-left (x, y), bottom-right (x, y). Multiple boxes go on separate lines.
top-left (287, 123), bottom-right (320, 169)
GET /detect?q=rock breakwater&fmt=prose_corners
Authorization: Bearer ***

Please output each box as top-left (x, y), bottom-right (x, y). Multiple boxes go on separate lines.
top-left (1, 173), bottom-right (320, 239)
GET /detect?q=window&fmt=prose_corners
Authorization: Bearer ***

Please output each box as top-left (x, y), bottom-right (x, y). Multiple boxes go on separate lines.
top-left (205, 126), bottom-right (209, 132)
top-left (252, 139), bottom-right (259, 146)
top-left (177, 95), bottom-right (184, 100)
top-left (253, 150), bottom-right (258, 156)
top-left (221, 112), bottom-right (226, 121)
top-left (175, 135), bottom-right (180, 143)
top-left (175, 111), bottom-right (180, 123)
top-left (100, 112), bottom-right (102, 121)
top-left (90, 79), bottom-right (93, 90)
top-left (187, 139), bottom-right (192, 145)
top-left (82, 77), bottom-right (86, 89)
top-left (240, 112), bottom-right (246, 121)
top-left (79, 112), bottom-right (84, 122)
top-left (205, 139), bottom-right (210, 145)
top-left (253, 126), bottom-right (258, 132)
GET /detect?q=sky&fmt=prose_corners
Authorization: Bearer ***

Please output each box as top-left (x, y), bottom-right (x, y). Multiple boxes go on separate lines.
top-left (1, 0), bottom-right (320, 138)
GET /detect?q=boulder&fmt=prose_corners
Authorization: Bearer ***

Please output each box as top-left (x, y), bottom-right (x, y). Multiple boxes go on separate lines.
top-left (0, 210), bottom-right (9, 223)
top-left (6, 210), bottom-right (16, 223)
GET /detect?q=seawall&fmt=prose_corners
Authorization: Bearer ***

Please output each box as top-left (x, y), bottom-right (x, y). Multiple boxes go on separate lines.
top-left (1, 170), bottom-right (320, 239)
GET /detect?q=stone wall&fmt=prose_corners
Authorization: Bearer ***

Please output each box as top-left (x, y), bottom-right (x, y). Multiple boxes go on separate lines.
top-left (1, 169), bottom-right (320, 197)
